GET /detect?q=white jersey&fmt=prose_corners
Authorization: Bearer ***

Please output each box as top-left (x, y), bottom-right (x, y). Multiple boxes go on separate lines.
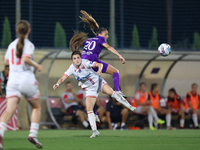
top-left (5, 39), bottom-right (36, 85)
top-left (64, 59), bottom-right (99, 88)
top-left (61, 91), bottom-right (78, 110)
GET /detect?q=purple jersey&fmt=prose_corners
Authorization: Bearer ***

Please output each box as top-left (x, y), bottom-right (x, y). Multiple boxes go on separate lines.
top-left (81, 36), bottom-right (107, 61)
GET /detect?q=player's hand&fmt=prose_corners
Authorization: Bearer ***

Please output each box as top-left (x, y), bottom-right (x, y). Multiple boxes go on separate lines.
top-left (53, 84), bottom-right (59, 90)
top-left (109, 125), bottom-right (113, 130)
top-left (97, 70), bottom-right (102, 75)
top-left (37, 64), bottom-right (43, 72)
top-left (119, 55), bottom-right (125, 64)
top-left (1, 94), bottom-right (6, 98)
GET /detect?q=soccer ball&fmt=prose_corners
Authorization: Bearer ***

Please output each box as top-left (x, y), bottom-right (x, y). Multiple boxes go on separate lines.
top-left (158, 43), bottom-right (171, 57)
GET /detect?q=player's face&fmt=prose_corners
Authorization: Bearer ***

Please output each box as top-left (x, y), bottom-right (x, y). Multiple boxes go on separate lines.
top-left (168, 91), bottom-right (175, 98)
top-left (155, 85), bottom-right (160, 92)
top-left (4, 66), bottom-right (9, 74)
top-left (192, 85), bottom-right (198, 93)
top-left (99, 30), bottom-right (109, 40)
top-left (72, 54), bottom-right (82, 66)
top-left (66, 83), bottom-right (73, 92)
top-left (140, 84), bottom-right (146, 92)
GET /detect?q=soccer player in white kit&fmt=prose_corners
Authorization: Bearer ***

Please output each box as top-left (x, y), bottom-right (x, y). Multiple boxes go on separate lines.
top-left (0, 20), bottom-right (43, 149)
top-left (53, 51), bottom-right (136, 138)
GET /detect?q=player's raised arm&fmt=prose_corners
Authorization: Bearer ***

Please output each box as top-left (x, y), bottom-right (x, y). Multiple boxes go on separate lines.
top-left (102, 43), bottom-right (125, 64)
top-left (53, 75), bottom-right (68, 90)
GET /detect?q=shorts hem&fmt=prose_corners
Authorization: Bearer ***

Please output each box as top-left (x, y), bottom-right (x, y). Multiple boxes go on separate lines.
top-left (86, 95), bottom-right (97, 99)
top-left (26, 93), bottom-right (40, 101)
top-left (6, 95), bottom-right (20, 100)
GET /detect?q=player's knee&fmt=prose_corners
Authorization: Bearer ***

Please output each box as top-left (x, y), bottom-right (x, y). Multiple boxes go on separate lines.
top-left (121, 108), bottom-right (128, 115)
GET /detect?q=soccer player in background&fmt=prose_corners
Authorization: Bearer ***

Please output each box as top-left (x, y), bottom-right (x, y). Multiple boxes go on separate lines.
top-left (0, 20), bottom-right (43, 149)
top-left (184, 83), bottom-right (200, 129)
top-left (53, 51), bottom-right (135, 138)
top-left (0, 65), bottom-right (9, 98)
top-left (106, 96), bottom-right (129, 130)
top-left (133, 83), bottom-right (165, 130)
top-left (166, 88), bottom-right (185, 129)
top-left (61, 81), bottom-right (89, 128)
top-left (69, 10), bottom-right (127, 98)
top-left (148, 83), bottom-right (171, 128)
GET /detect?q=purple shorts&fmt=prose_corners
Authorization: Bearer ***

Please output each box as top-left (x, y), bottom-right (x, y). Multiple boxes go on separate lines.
top-left (92, 59), bottom-right (108, 73)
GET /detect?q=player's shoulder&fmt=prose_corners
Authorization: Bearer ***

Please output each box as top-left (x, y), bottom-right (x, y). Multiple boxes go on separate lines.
top-left (24, 39), bottom-right (35, 49)
top-left (8, 39), bottom-right (18, 48)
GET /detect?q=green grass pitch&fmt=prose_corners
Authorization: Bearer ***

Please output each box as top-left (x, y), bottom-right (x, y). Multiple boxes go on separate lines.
top-left (2, 130), bottom-right (200, 150)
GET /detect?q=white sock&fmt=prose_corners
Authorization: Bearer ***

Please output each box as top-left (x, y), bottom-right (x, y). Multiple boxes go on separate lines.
top-left (82, 121), bottom-right (89, 128)
top-left (112, 92), bottom-right (131, 108)
top-left (121, 122), bottom-right (125, 127)
top-left (180, 119), bottom-right (184, 127)
top-left (154, 120), bottom-right (158, 128)
top-left (192, 113), bottom-right (198, 127)
top-left (148, 113), bottom-right (153, 127)
top-left (0, 122), bottom-right (7, 137)
top-left (149, 106), bottom-right (159, 121)
top-left (29, 123), bottom-right (39, 137)
top-left (166, 114), bottom-right (171, 127)
top-left (87, 111), bottom-right (97, 131)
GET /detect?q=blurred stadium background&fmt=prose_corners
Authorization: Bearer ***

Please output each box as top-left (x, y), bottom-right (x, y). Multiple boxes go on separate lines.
top-left (0, 0), bottom-right (200, 130)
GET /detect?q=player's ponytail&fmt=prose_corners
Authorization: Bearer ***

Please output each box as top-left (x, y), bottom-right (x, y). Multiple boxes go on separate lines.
top-left (16, 20), bottom-right (30, 58)
top-left (70, 31), bottom-right (88, 52)
top-left (79, 10), bottom-right (99, 35)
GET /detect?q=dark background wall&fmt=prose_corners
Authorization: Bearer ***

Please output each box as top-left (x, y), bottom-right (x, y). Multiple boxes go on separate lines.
top-left (0, 0), bottom-right (200, 49)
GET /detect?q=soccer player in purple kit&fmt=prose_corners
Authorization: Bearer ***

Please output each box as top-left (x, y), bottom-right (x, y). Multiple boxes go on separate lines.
top-left (70, 10), bottom-right (127, 98)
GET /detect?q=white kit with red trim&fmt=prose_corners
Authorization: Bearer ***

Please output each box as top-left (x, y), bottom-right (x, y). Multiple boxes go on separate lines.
top-left (64, 59), bottom-right (108, 98)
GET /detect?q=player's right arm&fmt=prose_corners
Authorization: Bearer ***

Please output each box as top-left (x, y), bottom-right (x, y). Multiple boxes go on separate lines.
top-left (53, 75), bottom-right (68, 90)
top-left (53, 66), bottom-right (73, 90)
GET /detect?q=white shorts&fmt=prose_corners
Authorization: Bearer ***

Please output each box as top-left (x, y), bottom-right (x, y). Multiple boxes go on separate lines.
top-left (185, 108), bottom-right (191, 113)
top-left (6, 82), bottom-right (40, 101)
top-left (135, 106), bottom-right (143, 114)
top-left (172, 108), bottom-right (179, 113)
top-left (85, 76), bottom-right (108, 98)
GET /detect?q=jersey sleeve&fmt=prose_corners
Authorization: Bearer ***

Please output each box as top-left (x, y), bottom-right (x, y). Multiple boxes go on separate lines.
top-left (177, 96), bottom-right (182, 104)
top-left (64, 65), bottom-right (73, 78)
top-left (85, 60), bottom-right (97, 68)
top-left (99, 37), bottom-right (107, 45)
top-left (22, 42), bottom-right (35, 58)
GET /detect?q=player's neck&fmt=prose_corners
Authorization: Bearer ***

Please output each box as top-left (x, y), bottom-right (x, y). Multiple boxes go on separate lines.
top-left (191, 91), bottom-right (196, 95)
top-left (152, 90), bottom-right (156, 95)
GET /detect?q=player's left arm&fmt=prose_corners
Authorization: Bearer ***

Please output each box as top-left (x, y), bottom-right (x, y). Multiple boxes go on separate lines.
top-left (102, 43), bottom-right (125, 64)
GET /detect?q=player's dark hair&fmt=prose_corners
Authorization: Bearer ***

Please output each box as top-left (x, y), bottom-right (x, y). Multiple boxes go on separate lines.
top-left (79, 10), bottom-right (107, 36)
top-left (5, 65), bottom-right (9, 69)
top-left (71, 51), bottom-right (82, 59)
top-left (70, 31), bottom-right (88, 52)
top-left (16, 20), bottom-right (30, 58)
top-left (192, 83), bottom-right (198, 88)
top-left (66, 81), bottom-right (71, 85)
top-left (169, 88), bottom-right (177, 95)
top-left (139, 82), bottom-right (146, 87)
top-left (151, 83), bottom-right (158, 92)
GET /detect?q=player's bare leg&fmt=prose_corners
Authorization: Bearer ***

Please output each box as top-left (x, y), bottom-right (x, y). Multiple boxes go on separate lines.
top-left (0, 97), bottom-right (19, 150)
top-left (105, 65), bottom-right (127, 98)
top-left (28, 98), bottom-right (43, 149)
top-left (86, 97), bottom-right (100, 138)
top-left (102, 84), bottom-right (135, 111)
top-left (76, 110), bottom-right (89, 128)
